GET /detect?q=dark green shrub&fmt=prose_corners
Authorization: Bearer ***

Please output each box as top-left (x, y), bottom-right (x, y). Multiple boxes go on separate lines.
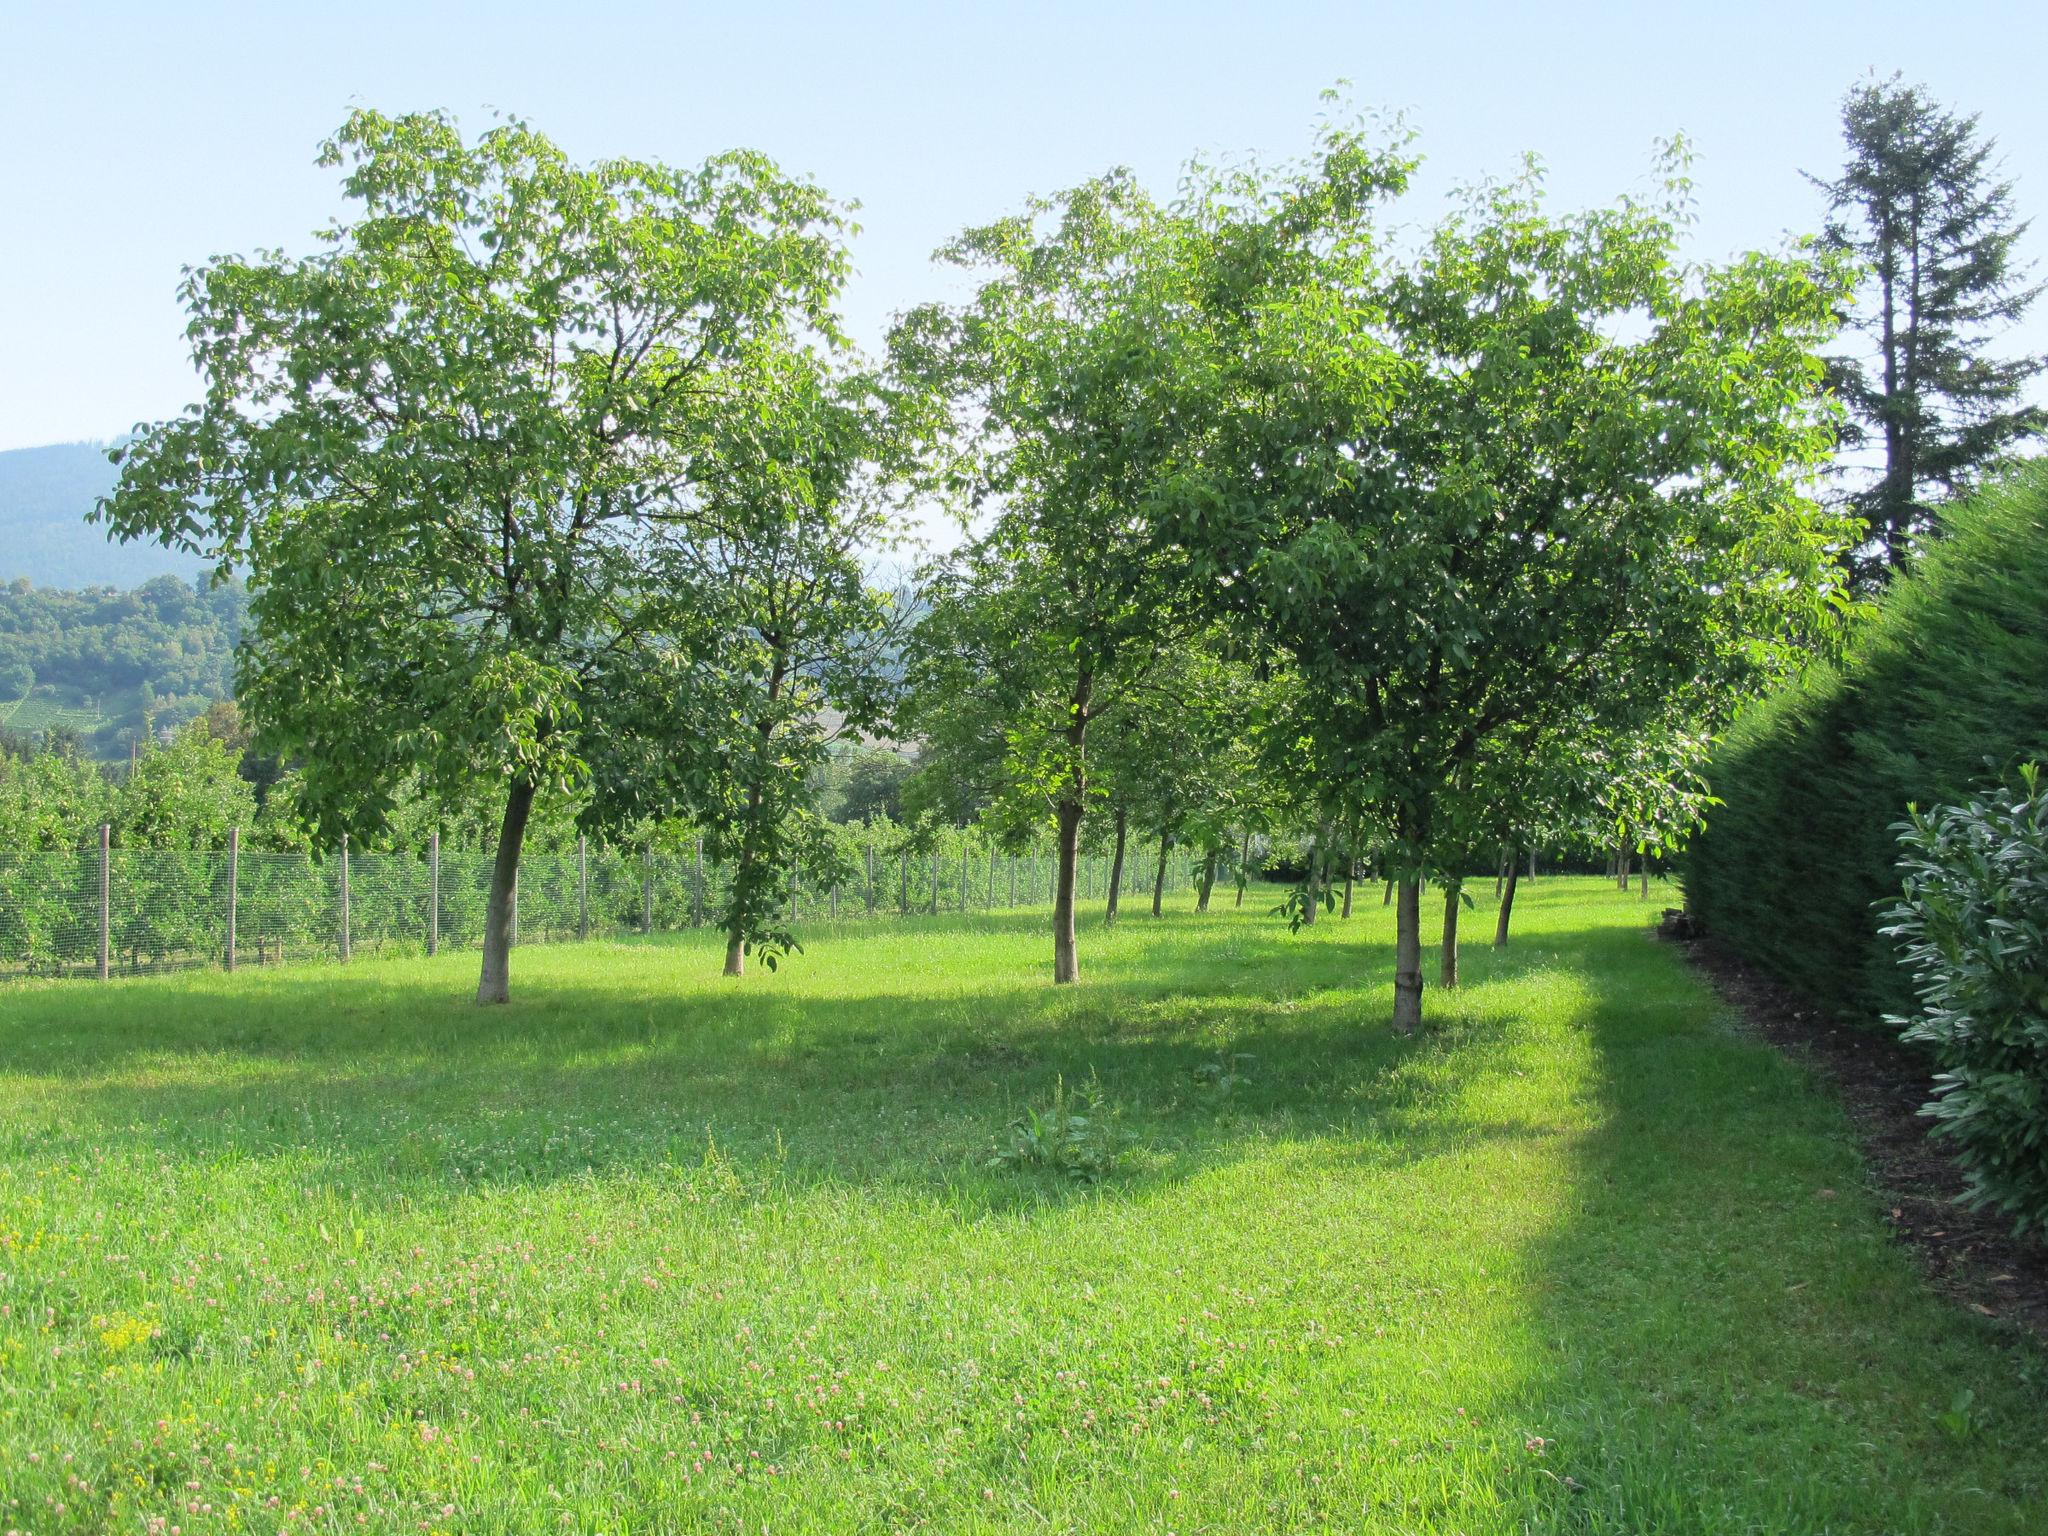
top-left (1882, 766), bottom-right (2048, 1231)
top-left (1684, 465), bottom-right (2048, 1018)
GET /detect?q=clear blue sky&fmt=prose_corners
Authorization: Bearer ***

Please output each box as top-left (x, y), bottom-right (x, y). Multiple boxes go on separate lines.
top-left (3, 0), bottom-right (2043, 453)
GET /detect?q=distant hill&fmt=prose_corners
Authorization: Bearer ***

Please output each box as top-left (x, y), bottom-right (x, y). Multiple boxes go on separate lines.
top-left (0, 440), bottom-right (207, 589)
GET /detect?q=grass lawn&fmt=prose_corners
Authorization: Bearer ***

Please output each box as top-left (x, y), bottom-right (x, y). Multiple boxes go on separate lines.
top-left (2, 878), bottom-right (2043, 1533)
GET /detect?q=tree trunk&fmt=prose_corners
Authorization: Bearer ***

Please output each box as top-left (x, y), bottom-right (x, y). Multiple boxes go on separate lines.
top-left (1439, 880), bottom-right (1461, 989)
top-left (1383, 873), bottom-right (1394, 906)
top-left (1302, 834), bottom-right (1323, 927)
top-left (1341, 866), bottom-right (1354, 919)
top-left (475, 777), bottom-right (536, 1005)
top-left (1197, 849), bottom-right (1217, 913)
top-left (1495, 846), bottom-right (1507, 900)
top-left (1494, 849), bottom-right (1521, 948)
top-left (1640, 860), bottom-right (1650, 900)
top-left (1105, 806), bottom-right (1128, 925)
top-left (1392, 879), bottom-right (1423, 1035)
top-left (1151, 830), bottom-right (1170, 917)
top-left (1052, 795), bottom-right (1084, 984)
top-left (1234, 827), bottom-right (1250, 907)
top-left (1051, 664), bottom-right (1092, 982)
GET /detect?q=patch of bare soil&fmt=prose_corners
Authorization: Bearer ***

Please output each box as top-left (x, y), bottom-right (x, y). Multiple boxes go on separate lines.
top-left (1670, 924), bottom-right (2048, 1339)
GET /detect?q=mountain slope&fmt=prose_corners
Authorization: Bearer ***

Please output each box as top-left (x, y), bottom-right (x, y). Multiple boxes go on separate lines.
top-left (0, 441), bottom-right (205, 589)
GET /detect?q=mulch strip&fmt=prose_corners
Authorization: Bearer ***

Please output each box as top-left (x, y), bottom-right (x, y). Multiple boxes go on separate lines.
top-left (1673, 931), bottom-right (2048, 1340)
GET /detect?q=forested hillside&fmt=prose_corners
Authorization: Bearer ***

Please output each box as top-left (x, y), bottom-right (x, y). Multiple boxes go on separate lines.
top-left (0, 441), bottom-right (207, 589)
top-left (0, 575), bottom-right (244, 757)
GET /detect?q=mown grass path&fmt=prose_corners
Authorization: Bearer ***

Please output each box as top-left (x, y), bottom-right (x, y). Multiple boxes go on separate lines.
top-left (2, 880), bottom-right (2042, 1532)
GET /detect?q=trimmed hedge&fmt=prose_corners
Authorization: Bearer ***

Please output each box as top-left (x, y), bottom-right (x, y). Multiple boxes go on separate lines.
top-left (1683, 464), bottom-right (2048, 1020)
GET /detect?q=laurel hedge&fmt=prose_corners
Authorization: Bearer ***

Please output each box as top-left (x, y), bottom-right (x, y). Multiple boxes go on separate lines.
top-left (1682, 464), bottom-right (2048, 1020)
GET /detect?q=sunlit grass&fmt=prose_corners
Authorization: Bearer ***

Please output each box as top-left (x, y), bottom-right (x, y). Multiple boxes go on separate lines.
top-left (2, 879), bottom-right (2042, 1533)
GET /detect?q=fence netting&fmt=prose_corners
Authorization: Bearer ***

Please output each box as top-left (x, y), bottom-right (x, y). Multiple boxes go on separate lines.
top-left (1, 838), bottom-right (1202, 981)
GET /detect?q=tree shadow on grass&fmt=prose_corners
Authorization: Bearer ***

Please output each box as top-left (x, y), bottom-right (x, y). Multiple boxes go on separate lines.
top-left (1458, 923), bottom-right (2048, 1533)
top-left (0, 905), bottom-right (1647, 1223)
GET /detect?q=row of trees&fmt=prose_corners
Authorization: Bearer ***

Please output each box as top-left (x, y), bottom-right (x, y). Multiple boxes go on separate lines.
top-left (93, 78), bottom-right (2039, 1022)
top-left (889, 115), bottom-right (1843, 1029)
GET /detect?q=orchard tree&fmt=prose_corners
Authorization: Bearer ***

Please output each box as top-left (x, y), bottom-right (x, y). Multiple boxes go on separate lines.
top-left (1812, 76), bottom-right (2045, 580)
top-left (892, 173), bottom-right (1213, 982)
top-left (627, 357), bottom-right (905, 977)
top-left (99, 109), bottom-right (856, 1003)
top-left (1179, 124), bottom-right (1848, 1032)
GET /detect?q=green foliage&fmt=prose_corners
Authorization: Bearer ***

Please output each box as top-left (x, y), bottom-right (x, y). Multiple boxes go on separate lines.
top-left (98, 108), bottom-right (874, 999)
top-left (0, 575), bottom-right (245, 756)
top-left (988, 1074), bottom-right (1125, 1183)
top-left (1882, 765), bottom-right (2048, 1232)
top-left (1685, 465), bottom-right (2048, 1018)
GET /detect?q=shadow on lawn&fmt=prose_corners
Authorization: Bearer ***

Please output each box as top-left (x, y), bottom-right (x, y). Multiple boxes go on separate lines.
top-left (3, 898), bottom-right (1639, 1220)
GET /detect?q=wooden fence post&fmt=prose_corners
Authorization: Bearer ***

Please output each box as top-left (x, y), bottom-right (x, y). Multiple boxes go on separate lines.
top-left (428, 830), bottom-right (440, 956)
top-left (97, 822), bottom-right (110, 981)
top-left (577, 835), bottom-right (589, 941)
top-left (225, 824), bottom-right (238, 972)
top-left (339, 833), bottom-right (352, 963)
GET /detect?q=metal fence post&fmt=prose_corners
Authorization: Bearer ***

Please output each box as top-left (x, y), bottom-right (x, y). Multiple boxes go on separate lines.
top-left (960, 849), bottom-right (969, 913)
top-left (225, 824), bottom-right (238, 972)
top-left (97, 822), bottom-right (110, 980)
top-left (339, 833), bottom-right (352, 962)
top-left (899, 852), bottom-right (908, 914)
top-left (428, 830), bottom-right (440, 956)
top-left (642, 846), bottom-right (653, 934)
top-left (1008, 855), bottom-right (1016, 908)
top-left (930, 852), bottom-right (939, 915)
top-left (692, 837), bottom-right (704, 927)
top-left (865, 845), bottom-right (876, 915)
top-left (577, 835), bottom-right (589, 941)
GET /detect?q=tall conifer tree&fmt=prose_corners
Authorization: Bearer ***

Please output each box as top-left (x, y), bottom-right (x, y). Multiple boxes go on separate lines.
top-left (1812, 76), bottom-right (2045, 580)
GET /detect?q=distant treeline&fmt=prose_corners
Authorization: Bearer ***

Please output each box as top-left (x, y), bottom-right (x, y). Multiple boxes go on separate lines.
top-left (0, 575), bottom-right (245, 757)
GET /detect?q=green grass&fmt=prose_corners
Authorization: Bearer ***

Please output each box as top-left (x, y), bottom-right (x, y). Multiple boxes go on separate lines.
top-left (2, 879), bottom-right (2043, 1533)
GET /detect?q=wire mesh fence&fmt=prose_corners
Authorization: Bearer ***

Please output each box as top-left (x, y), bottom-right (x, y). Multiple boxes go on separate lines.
top-left (0, 829), bottom-right (1203, 982)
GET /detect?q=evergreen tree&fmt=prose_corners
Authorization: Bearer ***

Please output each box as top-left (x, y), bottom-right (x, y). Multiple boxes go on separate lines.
top-left (1812, 75), bottom-right (2045, 581)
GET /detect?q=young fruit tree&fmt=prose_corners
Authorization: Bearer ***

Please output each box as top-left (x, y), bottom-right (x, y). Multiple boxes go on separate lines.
top-left (891, 173), bottom-right (1214, 983)
top-left (620, 357), bottom-right (904, 978)
top-left (98, 109), bottom-right (857, 1003)
top-left (1176, 125), bottom-right (1849, 1032)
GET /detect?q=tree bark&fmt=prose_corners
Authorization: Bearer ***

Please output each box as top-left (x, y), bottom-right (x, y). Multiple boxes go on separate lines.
top-left (1104, 805), bottom-right (1128, 925)
top-left (1052, 666), bottom-right (1094, 983)
top-left (1301, 834), bottom-right (1322, 927)
top-left (1052, 797), bottom-right (1084, 984)
top-left (1439, 880), bottom-right (1461, 989)
top-left (1151, 830), bottom-right (1170, 917)
top-left (1392, 879), bottom-right (1423, 1035)
top-left (475, 777), bottom-right (536, 1005)
top-left (1234, 827), bottom-right (1250, 907)
top-left (1494, 848), bottom-right (1521, 947)
top-left (1383, 874), bottom-right (1394, 906)
top-left (1640, 860), bottom-right (1650, 900)
top-left (1341, 866), bottom-right (1354, 919)
top-left (1197, 849), bottom-right (1217, 912)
